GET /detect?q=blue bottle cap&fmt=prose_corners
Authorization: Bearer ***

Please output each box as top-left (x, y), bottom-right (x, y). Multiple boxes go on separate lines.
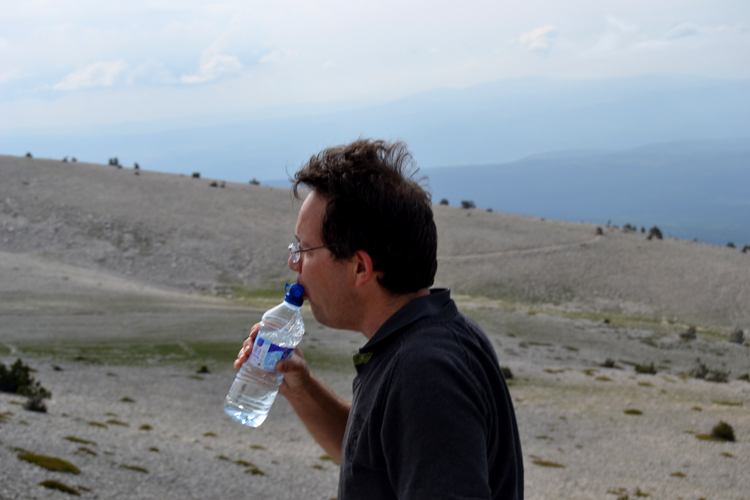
top-left (284, 283), bottom-right (305, 307)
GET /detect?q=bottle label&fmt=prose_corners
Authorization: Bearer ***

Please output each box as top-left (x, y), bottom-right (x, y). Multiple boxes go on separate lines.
top-left (248, 336), bottom-right (294, 372)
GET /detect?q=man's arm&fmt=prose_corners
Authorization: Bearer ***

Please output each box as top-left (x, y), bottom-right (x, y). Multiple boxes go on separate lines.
top-left (278, 359), bottom-right (351, 462)
top-left (235, 325), bottom-right (350, 462)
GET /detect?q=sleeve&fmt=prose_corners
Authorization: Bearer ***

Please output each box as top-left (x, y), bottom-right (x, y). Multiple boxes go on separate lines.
top-left (380, 337), bottom-right (494, 500)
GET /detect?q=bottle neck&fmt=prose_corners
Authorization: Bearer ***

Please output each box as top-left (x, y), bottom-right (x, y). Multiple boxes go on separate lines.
top-left (282, 300), bottom-right (302, 310)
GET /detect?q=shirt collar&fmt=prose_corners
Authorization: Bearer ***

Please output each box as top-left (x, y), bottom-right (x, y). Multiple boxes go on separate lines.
top-left (359, 288), bottom-right (451, 354)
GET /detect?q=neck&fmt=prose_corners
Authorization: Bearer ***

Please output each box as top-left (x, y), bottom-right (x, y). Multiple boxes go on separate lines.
top-left (359, 288), bottom-right (430, 339)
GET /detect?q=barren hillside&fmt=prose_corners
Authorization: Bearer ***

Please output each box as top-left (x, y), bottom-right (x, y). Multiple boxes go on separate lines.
top-left (2, 154), bottom-right (748, 330)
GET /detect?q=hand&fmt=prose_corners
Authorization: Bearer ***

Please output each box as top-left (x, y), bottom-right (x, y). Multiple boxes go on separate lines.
top-left (233, 323), bottom-right (261, 370)
top-left (234, 323), bottom-right (311, 395)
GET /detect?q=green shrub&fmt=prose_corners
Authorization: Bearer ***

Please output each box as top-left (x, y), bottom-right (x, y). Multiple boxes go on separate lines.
top-left (0, 359), bottom-right (51, 412)
top-left (249, 178), bottom-right (260, 185)
top-left (460, 200), bottom-right (476, 209)
top-left (501, 366), bottom-right (513, 380)
top-left (647, 226), bottom-right (662, 240)
top-left (711, 421), bottom-right (735, 442)
top-left (439, 198), bottom-right (449, 205)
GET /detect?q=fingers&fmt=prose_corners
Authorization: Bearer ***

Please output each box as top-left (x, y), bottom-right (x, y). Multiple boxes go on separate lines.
top-left (277, 348), bottom-right (311, 393)
top-left (233, 323), bottom-right (261, 370)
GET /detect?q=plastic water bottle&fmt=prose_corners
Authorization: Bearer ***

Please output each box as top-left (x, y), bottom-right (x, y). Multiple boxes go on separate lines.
top-left (224, 283), bottom-right (305, 427)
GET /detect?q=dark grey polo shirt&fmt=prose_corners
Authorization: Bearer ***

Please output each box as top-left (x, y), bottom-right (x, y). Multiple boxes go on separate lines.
top-left (338, 289), bottom-right (523, 500)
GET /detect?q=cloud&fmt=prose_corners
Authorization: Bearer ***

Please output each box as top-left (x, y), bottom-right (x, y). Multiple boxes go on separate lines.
top-left (259, 49), bottom-right (298, 64)
top-left (519, 25), bottom-right (559, 53)
top-left (128, 60), bottom-right (177, 86)
top-left (180, 51), bottom-right (242, 84)
top-left (0, 69), bottom-right (21, 84)
top-left (53, 60), bottom-right (129, 90)
top-left (585, 16), bottom-right (640, 54)
top-left (664, 23), bottom-right (699, 40)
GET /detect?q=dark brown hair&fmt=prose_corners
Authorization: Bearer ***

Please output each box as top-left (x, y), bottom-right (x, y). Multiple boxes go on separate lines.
top-left (293, 139), bottom-right (437, 294)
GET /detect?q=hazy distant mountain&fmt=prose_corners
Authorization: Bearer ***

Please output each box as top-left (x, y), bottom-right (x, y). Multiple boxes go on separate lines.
top-left (3, 76), bottom-right (749, 182)
top-left (421, 138), bottom-right (750, 246)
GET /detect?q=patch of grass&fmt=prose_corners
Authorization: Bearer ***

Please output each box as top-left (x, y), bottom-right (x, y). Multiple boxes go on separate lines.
top-left (713, 401), bottom-right (742, 407)
top-left (531, 459), bottom-right (565, 468)
top-left (120, 464), bottom-right (148, 473)
top-left (637, 381), bottom-right (653, 387)
top-left (319, 454), bottom-right (334, 461)
top-left (634, 362), bottom-right (656, 375)
top-left (106, 419), bottom-right (129, 426)
top-left (582, 369), bottom-right (597, 376)
top-left (311, 464), bottom-right (326, 470)
top-left (245, 467), bottom-right (266, 475)
top-left (501, 366), bottom-right (513, 379)
top-left (595, 376), bottom-right (612, 382)
top-left (624, 409), bottom-right (643, 415)
top-left (88, 421), bottom-right (108, 428)
top-left (149, 447), bottom-right (159, 452)
top-left (0, 410), bottom-right (12, 423)
top-left (544, 368), bottom-right (566, 374)
top-left (77, 447), bottom-right (97, 456)
top-left (250, 445), bottom-right (266, 450)
top-left (39, 480), bottom-right (80, 496)
top-left (17, 452), bottom-right (80, 474)
top-left (139, 424), bottom-right (152, 431)
top-left (64, 436), bottom-right (96, 445)
top-left (563, 346), bottom-right (579, 352)
top-left (234, 460), bottom-right (254, 467)
top-left (720, 452), bottom-right (734, 458)
top-left (535, 435), bottom-right (553, 440)
top-left (691, 406), bottom-right (702, 411)
top-left (670, 472), bottom-right (686, 477)
top-left (203, 432), bottom-right (216, 437)
top-left (120, 397), bottom-right (135, 403)
top-left (215, 455), bottom-right (230, 461)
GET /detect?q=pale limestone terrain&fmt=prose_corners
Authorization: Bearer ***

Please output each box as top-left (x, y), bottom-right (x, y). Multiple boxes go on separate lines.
top-left (1, 155), bottom-right (749, 500)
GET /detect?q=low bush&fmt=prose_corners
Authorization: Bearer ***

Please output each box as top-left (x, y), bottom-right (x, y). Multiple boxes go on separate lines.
top-left (439, 198), bottom-right (449, 205)
top-left (711, 421), bottom-right (735, 442)
top-left (679, 325), bottom-right (696, 341)
top-left (460, 200), bottom-right (476, 209)
top-left (634, 362), bottom-right (656, 375)
top-left (647, 226), bottom-right (663, 240)
top-left (249, 178), bottom-right (260, 185)
top-left (729, 328), bottom-right (744, 344)
top-left (0, 359), bottom-right (52, 412)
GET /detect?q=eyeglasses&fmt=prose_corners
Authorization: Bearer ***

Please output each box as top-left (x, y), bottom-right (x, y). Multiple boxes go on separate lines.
top-left (288, 241), bottom-right (327, 264)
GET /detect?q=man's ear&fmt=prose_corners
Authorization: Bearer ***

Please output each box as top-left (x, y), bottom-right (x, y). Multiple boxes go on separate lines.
top-left (352, 250), bottom-right (377, 287)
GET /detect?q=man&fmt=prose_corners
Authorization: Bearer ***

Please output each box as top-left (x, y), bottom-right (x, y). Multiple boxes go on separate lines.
top-left (235, 139), bottom-right (523, 499)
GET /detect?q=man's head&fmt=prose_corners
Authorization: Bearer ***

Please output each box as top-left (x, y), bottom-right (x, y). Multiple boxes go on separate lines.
top-left (293, 139), bottom-right (437, 295)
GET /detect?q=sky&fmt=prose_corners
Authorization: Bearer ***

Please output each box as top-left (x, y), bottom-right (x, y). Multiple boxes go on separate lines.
top-left (2, 0), bottom-right (749, 133)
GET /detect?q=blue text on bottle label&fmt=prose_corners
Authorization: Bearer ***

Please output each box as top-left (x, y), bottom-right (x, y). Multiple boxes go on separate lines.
top-left (248, 336), bottom-right (294, 372)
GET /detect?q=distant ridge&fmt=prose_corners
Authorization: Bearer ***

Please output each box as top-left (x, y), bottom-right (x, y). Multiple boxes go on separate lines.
top-left (422, 138), bottom-right (750, 247)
